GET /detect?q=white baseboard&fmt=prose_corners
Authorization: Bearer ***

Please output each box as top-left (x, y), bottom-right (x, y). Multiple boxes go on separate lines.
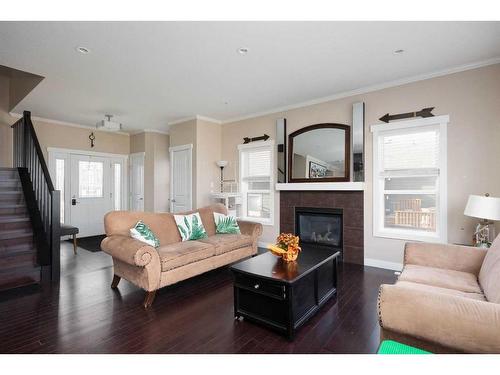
top-left (257, 241), bottom-right (270, 249)
top-left (364, 258), bottom-right (403, 271)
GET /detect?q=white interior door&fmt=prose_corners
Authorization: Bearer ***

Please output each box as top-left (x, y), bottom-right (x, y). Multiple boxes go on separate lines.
top-left (129, 152), bottom-right (145, 211)
top-left (70, 154), bottom-right (111, 237)
top-left (170, 144), bottom-right (192, 213)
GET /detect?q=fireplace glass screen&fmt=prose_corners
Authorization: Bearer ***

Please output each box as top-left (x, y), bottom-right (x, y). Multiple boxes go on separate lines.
top-left (296, 208), bottom-right (342, 248)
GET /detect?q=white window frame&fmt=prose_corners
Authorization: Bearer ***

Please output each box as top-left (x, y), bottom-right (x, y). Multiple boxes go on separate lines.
top-left (238, 140), bottom-right (275, 226)
top-left (371, 115), bottom-right (449, 243)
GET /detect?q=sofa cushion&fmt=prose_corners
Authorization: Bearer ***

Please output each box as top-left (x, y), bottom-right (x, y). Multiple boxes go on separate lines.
top-left (479, 235), bottom-right (500, 303)
top-left (398, 264), bottom-right (482, 294)
top-left (157, 240), bottom-right (215, 271)
top-left (199, 234), bottom-right (253, 256)
top-left (396, 281), bottom-right (486, 301)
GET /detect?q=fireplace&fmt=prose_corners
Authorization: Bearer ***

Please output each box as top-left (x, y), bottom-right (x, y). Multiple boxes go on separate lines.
top-left (295, 207), bottom-right (343, 255)
top-left (280, 191), bottom-right (363, 264)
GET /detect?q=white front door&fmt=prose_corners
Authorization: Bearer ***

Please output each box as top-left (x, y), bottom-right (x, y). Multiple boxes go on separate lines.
top-left (70, 154), bottom-right (111, 237)
top-left (170, 144), bottom-right (192, 213)
top-left (129, 152), bottom-right (145, 211)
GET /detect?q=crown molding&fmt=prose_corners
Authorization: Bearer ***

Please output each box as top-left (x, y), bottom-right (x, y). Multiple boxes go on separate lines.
top-left (220, 57), bottom-right (500, 124)
top-left (167, 115), bottom-right (222, 126)
top-left (9, 112), bottom-right (130, 136)
top-left (167, 116), bottom-right (197, 126)
top-left (195, 115), bottom-right (222, 124)
top-left (130, 128), bottom-right (170, 136)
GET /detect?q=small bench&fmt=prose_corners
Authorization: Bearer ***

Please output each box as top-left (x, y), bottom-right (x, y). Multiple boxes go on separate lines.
top-left (60, 224), bottom-right (79, 254)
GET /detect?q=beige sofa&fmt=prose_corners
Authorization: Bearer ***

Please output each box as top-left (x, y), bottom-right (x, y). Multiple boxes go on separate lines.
top-left (101, 204), bottom-right (263, 308)
top-left (378, 236), bottom-right (500, 353)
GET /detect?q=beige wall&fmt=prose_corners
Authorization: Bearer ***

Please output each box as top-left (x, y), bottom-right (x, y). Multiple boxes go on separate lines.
top-left (152, 133), bottom-right (170, 212)
top-left (130, 132), bottom-right (145, 153)
top-left (143, 132), bottom-right (156, 212)
top-left (130, 132), bottom-right (170, 212)
top-left (169, 118), bottom-right (222, 209)
top-left (196, 119), bottom-right (221, 207)
top-left (169, 119), bottom-right (197, 208)
top-left (0, 74), bottom-right (13, 167)
top-left (221, 64), bottom-right (500, 265)
top-left (33, 120), bottom-right (130, 161)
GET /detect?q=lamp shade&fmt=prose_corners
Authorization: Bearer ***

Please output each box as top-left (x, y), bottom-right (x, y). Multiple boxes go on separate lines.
top-left (464, 195), bottom-right (500, 221)
top-left (216, 160), bottom-right (228, 168)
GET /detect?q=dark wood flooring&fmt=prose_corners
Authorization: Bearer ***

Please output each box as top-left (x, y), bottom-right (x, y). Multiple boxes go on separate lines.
top-left (0, 242), bottom-right (396, 354)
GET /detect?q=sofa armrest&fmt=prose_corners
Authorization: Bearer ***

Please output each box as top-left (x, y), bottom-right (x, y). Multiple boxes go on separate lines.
top-left (101, 235), bottom-right (160, 267)
top-left (237, 220), bottom-right (263, 239)
top-left (378, 283), bottom-right (500, 353)
top-left (404, 242), bottom-right (487, 275)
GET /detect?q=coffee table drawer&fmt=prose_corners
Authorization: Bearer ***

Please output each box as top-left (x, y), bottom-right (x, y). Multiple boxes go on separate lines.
top-left (234, 273), bottom-right (285, 300)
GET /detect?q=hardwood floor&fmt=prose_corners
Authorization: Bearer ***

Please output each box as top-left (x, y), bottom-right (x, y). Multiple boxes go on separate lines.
top-left (0, 242), bottom-right (396, 354)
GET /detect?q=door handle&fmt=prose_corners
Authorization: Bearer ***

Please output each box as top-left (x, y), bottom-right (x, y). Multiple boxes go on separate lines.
top-left (171, 199), bottom-right (176, 202)
top-left (71, 198), bottom-right (79, 205)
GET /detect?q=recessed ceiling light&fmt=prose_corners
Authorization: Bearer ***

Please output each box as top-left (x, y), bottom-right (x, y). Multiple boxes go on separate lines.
top-left (393, 49), bottom-right (405, 55)
top-left (237, 47), bottom-right (249, 55)
top-left (76, 46), bottom-right (91, 54)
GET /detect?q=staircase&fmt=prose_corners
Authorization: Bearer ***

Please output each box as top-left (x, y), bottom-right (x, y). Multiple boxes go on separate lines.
top-left (0, 167), bottom-right (40, 290)
top-left (0, 110), bottom-right (61, 291)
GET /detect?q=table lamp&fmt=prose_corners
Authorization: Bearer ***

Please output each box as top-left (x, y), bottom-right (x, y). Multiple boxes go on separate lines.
top-left (464, 193), bottom-right (500, 247)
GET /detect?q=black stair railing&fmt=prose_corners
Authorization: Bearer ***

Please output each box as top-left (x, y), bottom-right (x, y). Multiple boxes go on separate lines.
top-left (11, 111), bottom-right (60, 283)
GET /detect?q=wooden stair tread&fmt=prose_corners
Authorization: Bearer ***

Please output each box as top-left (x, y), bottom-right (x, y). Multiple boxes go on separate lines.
top-left (0, 204), bottom-right (25, 208)
top-left (0, 230), bottom-right (33, 240)
top-left (0, 217), bottom-right (30, 223)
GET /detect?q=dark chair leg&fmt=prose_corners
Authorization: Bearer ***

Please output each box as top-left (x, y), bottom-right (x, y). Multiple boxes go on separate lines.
top-left (73, 234), bottom-right (77, 255)
top-left (143, 290), bottom-right (157, 309)
top-left (111, 275), bottom-right (121, 289)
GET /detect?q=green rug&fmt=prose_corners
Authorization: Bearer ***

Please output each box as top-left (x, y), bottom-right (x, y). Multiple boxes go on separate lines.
top-left (378, 340), bottom-right (431, 354)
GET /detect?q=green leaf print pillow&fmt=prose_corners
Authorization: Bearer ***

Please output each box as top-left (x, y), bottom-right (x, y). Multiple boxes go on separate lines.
top-left (174, 212), bottom-right (208, 241)
top-left (214, 212), bottom-right (241, 234)
top-left (130, 220), bottom-right (160, 247)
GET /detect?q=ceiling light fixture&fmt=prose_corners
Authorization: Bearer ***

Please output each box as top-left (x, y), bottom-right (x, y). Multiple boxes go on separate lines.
top-left (237, 47), bottom-right (249, 55)
top-left (96, 114), bottom-right (123, 132)
top-left (76, 46), bottom-right (91, 54)
top-left (393, 49), bottom-right (405, 55)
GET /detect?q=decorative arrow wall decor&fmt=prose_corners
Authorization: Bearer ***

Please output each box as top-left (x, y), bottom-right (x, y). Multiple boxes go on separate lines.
top-left (243, 134), bottom-right (270, 144)
top-left (379, 107), bottom-right (435, 123)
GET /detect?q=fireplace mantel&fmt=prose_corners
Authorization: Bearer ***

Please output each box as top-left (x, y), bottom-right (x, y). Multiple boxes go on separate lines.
top-left (275, 182), bottom-right (364, 191)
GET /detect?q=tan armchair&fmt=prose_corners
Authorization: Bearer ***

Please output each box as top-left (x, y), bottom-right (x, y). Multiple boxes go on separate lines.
top-left (378, 236), bottom-right (500, 353)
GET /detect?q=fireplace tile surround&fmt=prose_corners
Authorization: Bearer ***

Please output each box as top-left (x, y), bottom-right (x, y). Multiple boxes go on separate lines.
top-left (280, 191), bottom-right (364, 265)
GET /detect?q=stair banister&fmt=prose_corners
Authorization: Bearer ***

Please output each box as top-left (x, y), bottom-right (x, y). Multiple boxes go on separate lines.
top-left (11, 111), bottom-right (60, 283)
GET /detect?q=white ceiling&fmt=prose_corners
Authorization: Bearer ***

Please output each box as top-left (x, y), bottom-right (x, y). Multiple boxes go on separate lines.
top-left (1, 21), bottom-right (499, 133)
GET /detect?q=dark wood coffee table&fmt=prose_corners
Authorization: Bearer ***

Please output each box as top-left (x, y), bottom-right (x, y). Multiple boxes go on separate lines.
top-left (230, 248), bottom-right (340, 340)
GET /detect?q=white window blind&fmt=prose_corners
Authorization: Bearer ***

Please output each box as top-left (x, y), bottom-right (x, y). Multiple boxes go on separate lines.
top-left (372, 117), bottom-right (448, 243)
top-left (239, 142), bottom-right (274, 224)
top-left (242, 147), bottom-right (272, 179)
top-left (382, 129), bottom-right (439, 171)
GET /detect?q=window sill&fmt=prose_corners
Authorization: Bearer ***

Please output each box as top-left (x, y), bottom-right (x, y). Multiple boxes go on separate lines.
top-left (238, 216), bottom-right (274, 226)
top-left (374, 228), bottom-right (446, 244)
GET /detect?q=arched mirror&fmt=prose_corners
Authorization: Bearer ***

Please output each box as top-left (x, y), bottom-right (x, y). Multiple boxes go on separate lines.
top-left (288, 123), bottom-right (350, 182)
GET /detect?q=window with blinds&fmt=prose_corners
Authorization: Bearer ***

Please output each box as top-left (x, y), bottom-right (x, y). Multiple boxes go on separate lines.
top-left (372, 117), bottom-right (448, 243)
top-left (238, 142), bottom-right (274, 224)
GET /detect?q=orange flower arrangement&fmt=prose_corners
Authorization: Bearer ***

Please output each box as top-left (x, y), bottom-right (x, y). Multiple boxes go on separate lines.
top-left (267, 233), bottom-right (302, 262)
